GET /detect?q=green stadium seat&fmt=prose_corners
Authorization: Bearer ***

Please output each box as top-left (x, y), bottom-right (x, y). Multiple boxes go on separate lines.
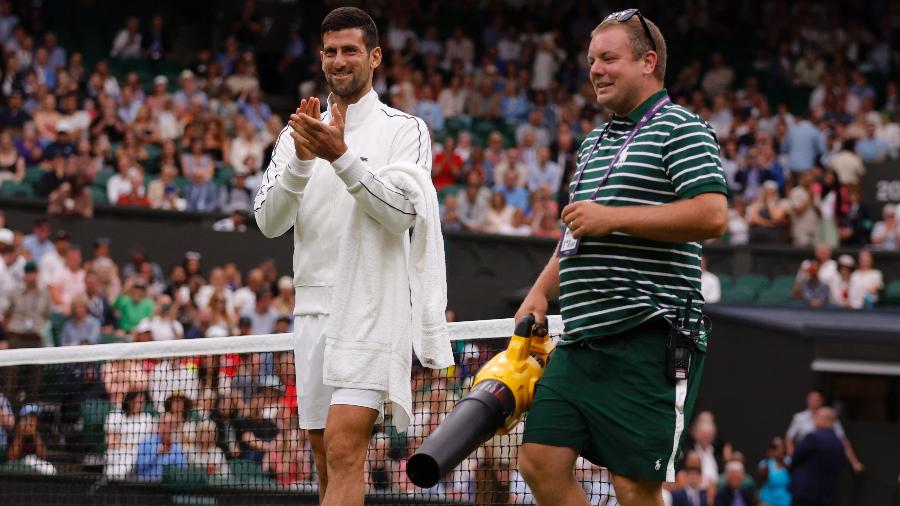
top-left (227, 459), bottom-right (274, 487)
top-left (162, 464), bottom-right (208, 493)
top-left (735, 274), bottom-right (770, 294)
top-left (81, 398), bottom-right (114, 455)
top-left (715, 273), bottom-right (733, 289)
top-left (0, 181), bottom-right (35, 198)
top-left (720, 286), bottom-right (756, 303)
top-left (48, 311), bottom-right (67, 347)
top-left (771, 275), bottom-right (796, 290)
top-left (24, 166), bottom-right (45, 185)
top-left (755, 286), bottom-right (793, 305)
top-left (94, 168), bottom-right (115, 187)
top-left (0, 461), bottom-right (40, 474)
top-left (884, 280), bottom-right (900, 305)
top-left (90, 186), bottom-right (108, 206)
top-left (437, 184), bottom-right (462, 204)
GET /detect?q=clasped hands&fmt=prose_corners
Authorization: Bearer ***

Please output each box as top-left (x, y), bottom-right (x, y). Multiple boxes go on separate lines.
top-left (560, 200), bottom-right (620, 238)
top-left (289, 97), bottom-right (348, 163)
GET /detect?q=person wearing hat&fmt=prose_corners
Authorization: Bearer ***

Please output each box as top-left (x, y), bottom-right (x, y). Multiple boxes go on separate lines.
top-left (173, 69), bottom-right (208, 111)
top-left (112, 278), bottom-right (154, 333)
top-left (8, 402), bottom-right (57, 475)
top-left (870, 204), bottom-right (900, 250)
top-left (2, 260), bottom-right (50, 401)
top-left (254, 7), bottom-right (453, 504)
top-left (213, 208), bottom-right (249, 233)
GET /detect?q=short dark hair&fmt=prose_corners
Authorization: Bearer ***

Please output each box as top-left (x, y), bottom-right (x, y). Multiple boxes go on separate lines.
top-left (320, 7), bottom-right (378, 51)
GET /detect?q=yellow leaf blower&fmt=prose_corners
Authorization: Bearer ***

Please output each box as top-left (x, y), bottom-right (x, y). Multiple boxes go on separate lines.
top-left (406, 314), bottom-right (554, 488)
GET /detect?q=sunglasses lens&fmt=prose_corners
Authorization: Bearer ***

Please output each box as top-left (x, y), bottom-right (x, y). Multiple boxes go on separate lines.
top-left (616, 8), bottom-right (637, 21)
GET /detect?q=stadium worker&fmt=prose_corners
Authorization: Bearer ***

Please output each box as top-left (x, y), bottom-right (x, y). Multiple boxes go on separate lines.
top-left (254, 7), bottom-right (452, 506)
top-left (514, 9), bottom-right (728, 506)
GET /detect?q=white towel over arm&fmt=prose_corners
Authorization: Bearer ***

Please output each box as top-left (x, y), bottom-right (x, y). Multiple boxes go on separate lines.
top-left (323, 162), bottom-right (454, 433)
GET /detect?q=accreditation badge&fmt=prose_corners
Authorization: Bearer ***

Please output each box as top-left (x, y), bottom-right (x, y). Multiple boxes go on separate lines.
top-left (557, 226), bottom-right (581, 257)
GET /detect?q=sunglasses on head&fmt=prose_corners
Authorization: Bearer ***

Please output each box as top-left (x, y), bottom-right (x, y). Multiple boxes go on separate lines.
top-left (605, 8), bottom-right (656, 53)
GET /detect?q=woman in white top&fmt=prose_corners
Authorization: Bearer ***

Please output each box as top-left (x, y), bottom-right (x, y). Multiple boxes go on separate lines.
top-left (849, 249), bottom-right (884, 309)
top-left (482, 191), bottom-right (515, 234)
top-left (104, 390), bottom-right (155, 480)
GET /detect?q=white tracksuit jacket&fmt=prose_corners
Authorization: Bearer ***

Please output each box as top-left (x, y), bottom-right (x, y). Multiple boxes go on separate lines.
top-left (253, 89), bottom-right (432, 316)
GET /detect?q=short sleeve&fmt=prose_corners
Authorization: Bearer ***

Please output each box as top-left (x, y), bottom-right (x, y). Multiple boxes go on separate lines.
top-left (662, 119), bottom-right (728, 199)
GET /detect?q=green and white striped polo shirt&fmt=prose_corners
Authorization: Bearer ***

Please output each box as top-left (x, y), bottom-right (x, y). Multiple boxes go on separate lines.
top-left (559, 89), bottom-right (727, 343)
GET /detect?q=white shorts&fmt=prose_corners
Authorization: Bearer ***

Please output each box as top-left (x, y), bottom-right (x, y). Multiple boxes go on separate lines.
top-left (293, 314), bottom-right (386, 430)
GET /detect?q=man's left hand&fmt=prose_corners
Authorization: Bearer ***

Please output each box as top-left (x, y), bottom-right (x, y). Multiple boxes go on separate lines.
top-left (561, 201), bottom-right (620, 238)
top-left (291, 105), bottom-right (348, 163)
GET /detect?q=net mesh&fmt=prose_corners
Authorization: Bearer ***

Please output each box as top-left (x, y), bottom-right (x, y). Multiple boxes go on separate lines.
top-left (0, 317), bottom-right (617, 505)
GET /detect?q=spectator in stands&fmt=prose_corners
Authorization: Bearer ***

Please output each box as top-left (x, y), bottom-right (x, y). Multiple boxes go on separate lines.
top-left (220, 172), bottom-right (252, 214)
top-left (265, 426), bottom-right (311, 485)
top-left (526, 147), bottom-right (562, 195)
top-left (241, 289), bottom-right (278, 335)
top-left (701, 52), bottom-right (734, 99)
top-left (0, 130), bottom-right (24, 187)
top-left (700, 256), bottom-right (720, 304)
top-left (60, 294), bottom-right (100, 346)
top-left (838, 186), bottom-right (872, 246)
top-left (685, 415), bottom-right (727, 489)
top-left (849, 249), bottom-right (883, 309)
top-left (0, 90), bottom-right (31, 131)
top-left (272, 276), bottom-right (294, 317)
top-left (113, 279), bottom-right (154, 333)
top-left (482, 191), bottom-right (515, 234)
top-left (104, 390), bottom-right (155, 480)
top-left (783, 113), bottom-right (827, 175)
top-left (47, 158), bottom-right (94, 219)
top-left (134, 412), bottom-right (189, 482)
top-left (146, 295), bottom-right (184, 341)
top-left (440, 194), bottom-right (465, 232)
top-left (84, 271), bottom-right (115, 334)
top-left (110, 17), bottom-right (142, 59)
top-left (8, 404), bottom-right (55, 475)
top-left (107, 153), bottom-right (139, 204)
top-left (147, 164), bottom-right (185, 211)
top-left (230, 119), bottom-right (264, 176)
top-left (855, 122), bottom-right (889, 163)
top-left (49, 246), bottom-right (85, 314)
top-left (828, 139), bottom-right (865, 186)
top-left (785, 389), bottom-right (863, 474)
top-left (786, 171), bottom-right (820, 247)
top-left (0, 390), bottom-right (12, 454)
top-left (671, 452), bottom-right (709, 506)
top-left (797, 260), bottom-right (831, 307)
top-left (747, 181), bottom-right (786, 244)
top-left (757, 437), bottom-right (791, 506)
top-left (181, 137), bottom-right (215, 182)
top-left (871, 204), bottom-right (900, 250)
top-left (22, 218), bottom-right (51, 263)
top-left (234, 380), bottom-right (279, 464)
top-left (432, 136), bottom-right (464, 191)
top-left (827, 254), bottom-right (855, 308)
top-left (789, 407), bottom-right (846, 506)
top-left (184, 166), bottom-right (220, 213)
top-left (2, 260), bottom-right (47, 397)
top-left (714, 461), bottom-right (755, 506)
top-left (188, 419), bottom-right (230, 478)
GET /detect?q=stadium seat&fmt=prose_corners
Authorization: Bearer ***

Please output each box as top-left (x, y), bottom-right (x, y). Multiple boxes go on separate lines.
top-left (24, 166), bottom-right (45, 185)
top-left (771, 275), bottom-right (796, 290)
top-left (884, 280), bottom-right (900, 306)
top-left (90, 186), bottom-right (108, 206)
top-left (756, 286), bottom-right (793, 305)
top-left (0, 461), bottom-right (40, 474)
top-left (0, 181), bottom-right (35, 198)
top-left (48, 311), bottom-right (68, 346)
top-left (720, 286), bottom-right (756, 303)
top-left (715, 273), bottom-right (733, 289)
top-left (735, 274), bottom-right (770, 294)
top-left (94, 168), bottom-right (115, 187)
top-left (162, 464), bottom-right (208, 493)
top-left (227, 459), bottom-right (274, 487)
top-left (80, 398), bottom-right (113, 455)
top-left (437, 184), bottom-right (462, 204)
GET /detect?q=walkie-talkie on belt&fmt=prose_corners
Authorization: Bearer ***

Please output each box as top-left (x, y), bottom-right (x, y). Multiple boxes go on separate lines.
top-left (666, 294), bottom-right (700, 382)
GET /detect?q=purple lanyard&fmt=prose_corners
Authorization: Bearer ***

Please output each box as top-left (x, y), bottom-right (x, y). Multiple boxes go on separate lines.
top-left (568, 96), bottom-right (671, 203)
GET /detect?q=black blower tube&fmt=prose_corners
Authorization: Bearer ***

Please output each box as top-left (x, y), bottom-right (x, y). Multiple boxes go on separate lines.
top-left (406, 379), bottom-right (517, 488)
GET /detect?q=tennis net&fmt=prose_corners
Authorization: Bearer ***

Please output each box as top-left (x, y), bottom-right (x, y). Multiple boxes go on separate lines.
top-left (0, 316), bottom-right (617, 505)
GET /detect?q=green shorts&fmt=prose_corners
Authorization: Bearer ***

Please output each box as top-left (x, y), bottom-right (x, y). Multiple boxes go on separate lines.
top-left (522, 319), bottom-right (705, 482)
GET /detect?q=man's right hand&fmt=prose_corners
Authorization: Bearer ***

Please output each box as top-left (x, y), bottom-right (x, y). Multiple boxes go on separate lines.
top-left (515, 290), bottom-right (549, 325)
top-left (289, 97), bottom-right (321, 161)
